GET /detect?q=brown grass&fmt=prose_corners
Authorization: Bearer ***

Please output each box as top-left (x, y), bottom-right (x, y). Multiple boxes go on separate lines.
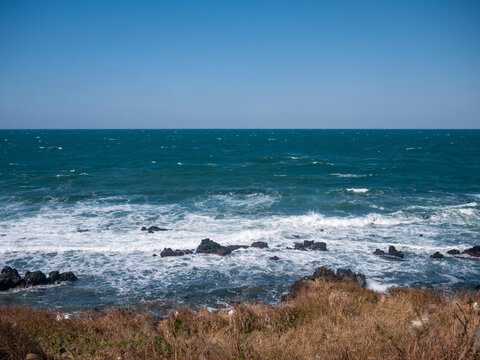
top-left (1, 280), bottom-right (480, 359)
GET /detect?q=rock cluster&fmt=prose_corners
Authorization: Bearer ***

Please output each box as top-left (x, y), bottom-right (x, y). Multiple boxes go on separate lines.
top-left (373, 245), bottom-right (404, 260)
top-left (0, 266), bottom-right (77, 291)
top-left (294, 240), bottom-right (327, 251)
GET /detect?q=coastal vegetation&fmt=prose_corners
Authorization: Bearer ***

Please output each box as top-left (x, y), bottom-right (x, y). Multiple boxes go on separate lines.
top-left (1, 272), bottom-right (479, 360)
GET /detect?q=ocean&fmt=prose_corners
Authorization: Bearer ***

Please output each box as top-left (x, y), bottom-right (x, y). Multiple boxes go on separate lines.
top-left (1, 129), bottom-right (479, 313)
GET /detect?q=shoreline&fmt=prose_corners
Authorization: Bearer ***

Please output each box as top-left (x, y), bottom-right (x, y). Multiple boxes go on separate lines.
top-left (1, 267), bottom-right (480, 359)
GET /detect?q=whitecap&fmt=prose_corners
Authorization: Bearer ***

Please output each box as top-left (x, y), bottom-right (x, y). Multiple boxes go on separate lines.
top-left (331, 173), bottom-right (367, 178)
top-left (346, 188), bottom-right (369, 193)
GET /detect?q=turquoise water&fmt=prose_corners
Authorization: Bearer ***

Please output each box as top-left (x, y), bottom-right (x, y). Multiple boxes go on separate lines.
top-left (1, 130), bottom-right (479, 313)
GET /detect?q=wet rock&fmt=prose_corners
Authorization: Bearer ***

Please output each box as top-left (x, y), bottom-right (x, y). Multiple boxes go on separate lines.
top-left (291, 234), bottom-right (300, 238)
top-left (142, 226), bottom-right (169, 233)
top-left (0, 266), bottom-right (24, 291)
top-left (419, 234), bottom-right (424, 237)
top-left (196, 238), bottom-right (232, 256)
top-left (269, 256), bottom-right (280, 261)
top-left (447, 249), bottom-right (461, 255)
top-left (58, 271), bottom-right (77, 282)
top-left (161, 248), bottom-right (186, 257)
top-left (430, 252), bottom-right (444, 259)
top-left (76, 228), bottom-right (89, 232)
top-left (294, 240), bottom-right (327, 251)
top-left (0, 233), bottom-right (6, 237)
top-left (373, 245), bottom-right (404, 260)
top-left (184, 249), bottom-right (193, 254)
top-left (153, 253), bottom-right (158, 257)
top-left (251, 241), bottom-right (269, 249)
top-left (226, 245), bottom-right (249, 252)
top-left (463, 246), bottom-right (480, 257)
top-left (47, 271), bottom-right (77, 284)
top-left (24, 271), bottom-right (48, 287)
top-left (47, 271), bottom-right (60, 283)
top-left (310, 242), bottom-right (327, 251)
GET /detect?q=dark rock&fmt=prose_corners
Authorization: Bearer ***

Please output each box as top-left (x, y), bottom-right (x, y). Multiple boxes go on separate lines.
top-left (430, 252), bottom-right (444, 259)
top-left (283, 266), bottom-right (367, 301)
top-left (153, 253), bottom-right (157, 257)
top-left (292, 234), bottom-right (300, 238)
top-left (161, 248), bottom-right (185, 257)
top-left (463, 246), bottom-right (480, 257)
top-left (294, 240), bottom-right (327, 251)
top-left (226, 245), bottom-right (249, 252)
top-left (142, 226), bottom-right (169, 233)
top-left (419, 234), bottom-right (424, 237)
top-left (58, 271), bottom-right (77, 282)
top-left (0, 266), bottom-right (24, 291)
top-left (388, 246), bottom-right (404, 259)
top-left (196, 239), bottom-right (232, 256)
top-left (447, 249), bottom-right (461, 255)
top-left (251, 241), bottom-right (269, 249)
top-left (308, 266), bottom-right (336, 281)
top-left (24, 271), bottom-right (48, 287)
top-left (269, 256), bottom-right (280, 261)
top-left (47, 271), bottom-right (60, 283)
top-left (76, 228), bottom-right (88, 233)
top-left (0, 234), bottom-right (6, 237)
top-left (310, 242), bottom-right (327, 251)
top-left (336, 268), bottom-right (366, 287)
top-left (184, 249), bottom-right (193, 254)
top-left (373, 245), bottom-right (404, 260)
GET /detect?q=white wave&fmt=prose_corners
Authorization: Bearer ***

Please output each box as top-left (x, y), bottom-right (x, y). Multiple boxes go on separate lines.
top-left (346, 188), bottom-right (369, 193)
top-left (367, 280), bottom-right (393, 293)
top-left (330, 173), bottom-right (367, 178)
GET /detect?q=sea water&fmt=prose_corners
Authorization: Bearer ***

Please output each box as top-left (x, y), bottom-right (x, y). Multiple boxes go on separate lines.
top-left (0, 130), bottom-right (479, 313)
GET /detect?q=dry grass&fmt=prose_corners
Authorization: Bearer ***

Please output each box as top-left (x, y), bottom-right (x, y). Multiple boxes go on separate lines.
top-left (1, 279), bottom-right (480, 359)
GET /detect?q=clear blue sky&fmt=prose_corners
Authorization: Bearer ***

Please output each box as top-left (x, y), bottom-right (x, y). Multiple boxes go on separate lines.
top-left (0, 0), bottom-right (479, 129)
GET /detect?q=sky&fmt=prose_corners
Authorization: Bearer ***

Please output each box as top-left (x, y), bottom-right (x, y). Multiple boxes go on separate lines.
top-left (0, 0), bottom-right (479, 129)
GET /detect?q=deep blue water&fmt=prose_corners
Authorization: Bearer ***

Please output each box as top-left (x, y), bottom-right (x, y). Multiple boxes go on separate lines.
top-left (1, 130), bottom-right (479, 313)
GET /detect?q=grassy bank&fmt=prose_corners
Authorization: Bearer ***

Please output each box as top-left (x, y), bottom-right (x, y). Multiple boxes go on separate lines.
top-left (1, 278), bottom-right (480, 360)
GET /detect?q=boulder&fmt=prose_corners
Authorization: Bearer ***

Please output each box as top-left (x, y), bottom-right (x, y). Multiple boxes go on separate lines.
top-left (430, 252), bottom-right (444, 259)
top-left (283, 266), bottom-right (367, 301)
top-left (307, 266), bottom-right (336, 281)
top-left (336, 268), bottom-right (367, 287)
top-left (76, 228), bottom-right (89, 232)
top-left (161, 248), bottom-right (185, 257)
top-left (58, 271), bottom-right (77, 282)
top-left (447, 249), bottom-right (461, 255)
top-left (47, 271), bottom-right (77, 284)
top-left (184, 249), bottom-right (193, 254)
top-left (24, 271), bottom-right (48, 287)
top-left (310, 242), bottom-right (327, 251)
top-left (251, 241), bottom-right (269, 249)
top-left (0, 266), bottom-right (24, 291)
top-left (47, 271), bottom-right (60, 283)
top-left (463, 246), bottom-right (480, 257)
top-left (373, 245), bottom-right (404, 260)
top-left (294, 240), bottom-right (327, 251)
top-left (142, 226), bottom-right (169, 233)
top-left (269, 256), bottom-right (280, 261)
top-left (196, 239), bottom-right (232, 256)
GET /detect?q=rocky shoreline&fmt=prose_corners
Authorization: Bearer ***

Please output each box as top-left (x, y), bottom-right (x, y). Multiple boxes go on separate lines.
top-left (2, 227), bottom-right (480, 295)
